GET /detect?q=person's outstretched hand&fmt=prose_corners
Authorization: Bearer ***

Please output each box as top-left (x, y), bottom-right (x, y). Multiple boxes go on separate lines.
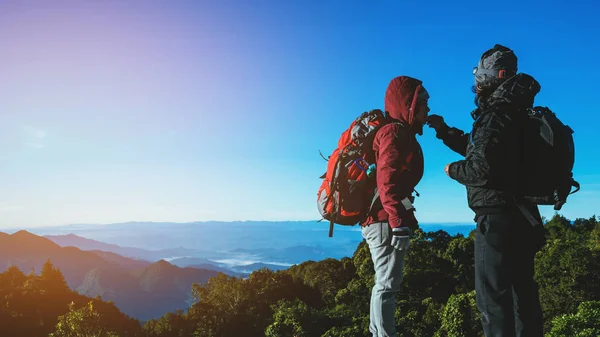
top-left (426, 114), bottom-right (445, 131)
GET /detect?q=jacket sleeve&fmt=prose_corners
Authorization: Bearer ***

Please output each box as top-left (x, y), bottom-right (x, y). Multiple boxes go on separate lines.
top-left (436, 124), bottom-right (470, 157)
top-left (374, 124), bottom-right (416, 229)
top-left (447, 113), bottom-right (505, 187)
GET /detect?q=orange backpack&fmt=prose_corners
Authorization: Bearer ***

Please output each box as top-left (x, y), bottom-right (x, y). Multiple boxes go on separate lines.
top-left (317, 109), bottom-right (391, 237)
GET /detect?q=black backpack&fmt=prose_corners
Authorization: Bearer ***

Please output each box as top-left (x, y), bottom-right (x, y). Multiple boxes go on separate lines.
top-left (520, 106), bottom-right (580, 210)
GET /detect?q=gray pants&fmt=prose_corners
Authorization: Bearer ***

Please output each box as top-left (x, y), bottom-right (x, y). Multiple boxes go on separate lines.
top-left (362, 222), bottom-right (410, 337)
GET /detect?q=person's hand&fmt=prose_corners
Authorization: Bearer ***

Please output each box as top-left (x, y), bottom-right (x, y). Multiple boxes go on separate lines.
top-left (391, 227), bottom-right (411, 252)
top-left (426, 114), bottom-right (446, 131)
top-left (444, 163), bottom-right (450, 176)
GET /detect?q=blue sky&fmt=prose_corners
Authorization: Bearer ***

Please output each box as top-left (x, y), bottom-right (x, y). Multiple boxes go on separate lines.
top-left (0, 0), bottom-right (598, 227)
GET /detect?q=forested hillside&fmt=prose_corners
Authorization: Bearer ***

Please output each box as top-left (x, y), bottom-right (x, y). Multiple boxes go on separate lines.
top-left (2, 214), bottom-right (599, 336)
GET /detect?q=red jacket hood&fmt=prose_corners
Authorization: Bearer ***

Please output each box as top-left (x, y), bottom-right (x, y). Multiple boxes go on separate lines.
top-left (384, 76), bottom-right (425, 126)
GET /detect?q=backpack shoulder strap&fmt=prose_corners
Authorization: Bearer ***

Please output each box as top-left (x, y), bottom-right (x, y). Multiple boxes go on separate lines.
top-left (369, 188), bottom-right (380, 213)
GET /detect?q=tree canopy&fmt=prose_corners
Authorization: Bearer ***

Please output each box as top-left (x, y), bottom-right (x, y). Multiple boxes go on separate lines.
top-left (2, 214), bottom-right (599, 336)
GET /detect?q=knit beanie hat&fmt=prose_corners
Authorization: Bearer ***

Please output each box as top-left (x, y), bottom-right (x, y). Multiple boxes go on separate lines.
top-left (473, 44), bottom-right (518, 86)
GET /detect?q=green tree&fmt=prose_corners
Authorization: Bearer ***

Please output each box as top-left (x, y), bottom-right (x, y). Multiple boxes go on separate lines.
top-left (285, 257), bottom-right (355, 305)
top-left (544, 213), bottom-right (574, 240)
top-left (265, 299), bottom-right (310, 337)
top-left (572, 216), bottom-right (597, 234)
top-left (547, 301), bottom-right (600, 337)
top-left (0, 265), bottom-right (27, 288)
top-left (50, 301), bottom-right (119, 337)
top-left (442, 235), bottom-right (475, 293)
top-left (588, 217), bottom-right (600, 251)
top-left (394, 297), bottom-right (443, 337)
top-left (0, 264), bottom-right (141, 337)
top-left (40, 259), bottom-right (70, 294)
top-left (535, 236), bottom-right (600, 331)
top-left (143, 310), bottom-right (190, 337)
top-left (403, 229), bottom-right (457, 302)
top-left (321, 324), bottom-right (368, 337)
top-left (436, 291), bottom-right (482, 337)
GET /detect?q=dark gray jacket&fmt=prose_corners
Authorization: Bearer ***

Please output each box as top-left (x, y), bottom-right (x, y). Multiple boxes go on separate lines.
top-left (436, 74), bottom-right (542, 219)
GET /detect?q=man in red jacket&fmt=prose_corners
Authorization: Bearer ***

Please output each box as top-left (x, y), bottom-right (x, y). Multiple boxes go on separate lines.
top-left (360, 75), bottom-right (429, 337)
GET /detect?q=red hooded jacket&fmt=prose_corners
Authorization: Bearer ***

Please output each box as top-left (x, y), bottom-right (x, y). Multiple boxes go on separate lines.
top-left (361, 76), bottom-right (426, 229)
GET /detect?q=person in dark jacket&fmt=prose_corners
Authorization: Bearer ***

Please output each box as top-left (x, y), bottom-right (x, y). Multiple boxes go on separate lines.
top-left (427, 44), bottom-right (546, 337)
top-left (360, 75), bottom-right (429, 337)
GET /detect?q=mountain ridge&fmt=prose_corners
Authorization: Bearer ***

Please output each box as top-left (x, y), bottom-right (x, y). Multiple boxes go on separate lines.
top-left (0, 230), bottom-right (220, 321)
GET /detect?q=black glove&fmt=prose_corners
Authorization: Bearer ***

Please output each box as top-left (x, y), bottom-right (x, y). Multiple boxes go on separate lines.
top-left (426, 114), bottom-right (448, 134)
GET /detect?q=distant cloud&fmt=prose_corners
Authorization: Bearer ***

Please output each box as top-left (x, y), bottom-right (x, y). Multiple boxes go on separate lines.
top-left (22, 125), bottom-right (47, 149)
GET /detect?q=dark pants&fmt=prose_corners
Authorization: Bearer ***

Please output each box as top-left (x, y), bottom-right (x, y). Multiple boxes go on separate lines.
top-left (475, 210), bottom-right (545, 337)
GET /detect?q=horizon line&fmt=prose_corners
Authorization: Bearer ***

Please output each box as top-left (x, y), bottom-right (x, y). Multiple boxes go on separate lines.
top-left (0, 219), bottom-right (479, 231)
